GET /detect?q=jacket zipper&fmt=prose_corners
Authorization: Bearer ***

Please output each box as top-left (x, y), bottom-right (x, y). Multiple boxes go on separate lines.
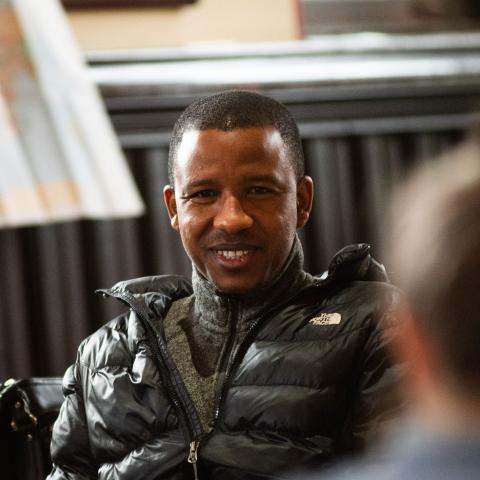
top-left (188, 440), bottom-right (200, 480)
top-left (99, 290), bottom-right (203, 478)
top-left (136, 311), bottom-right (204, 477)
top-left (144, 317), bottom-right (203, 479)
top-left (211, 287), bottom-right (314, 425)
top-left (212, 298), bottom-right (238, 421)
top-left (212, 312), bottom-right (263, 424)
top-left (136, 312), bottom-right (204, 477)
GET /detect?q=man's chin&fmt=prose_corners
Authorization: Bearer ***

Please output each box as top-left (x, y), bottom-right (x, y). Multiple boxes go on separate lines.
top-left (209, 278), bottom-right (262, 297)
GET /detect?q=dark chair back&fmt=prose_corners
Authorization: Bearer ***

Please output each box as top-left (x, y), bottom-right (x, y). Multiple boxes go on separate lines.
top-left (0, 378), bottom-right (63, 480)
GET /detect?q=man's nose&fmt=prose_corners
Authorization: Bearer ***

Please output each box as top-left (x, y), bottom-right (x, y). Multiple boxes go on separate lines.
top-left (213, 195), bottom-right (254, 233)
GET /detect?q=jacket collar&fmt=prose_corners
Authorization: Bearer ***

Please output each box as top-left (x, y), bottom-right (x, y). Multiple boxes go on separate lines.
top-left (97, 242), bottom-right (388, 324)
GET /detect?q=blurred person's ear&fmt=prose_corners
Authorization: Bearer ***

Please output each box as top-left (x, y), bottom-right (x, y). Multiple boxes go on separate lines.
top-left (389, 305), bottom-right (438, 405)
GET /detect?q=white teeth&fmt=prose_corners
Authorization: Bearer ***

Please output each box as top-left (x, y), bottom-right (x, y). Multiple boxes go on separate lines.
top-left (217, 250), bottom-right (249, 259)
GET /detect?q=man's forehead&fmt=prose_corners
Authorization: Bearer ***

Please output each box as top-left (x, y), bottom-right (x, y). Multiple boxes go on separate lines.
top-left (176, 126), bottom-right (284, 161)
top-left (172, 127), bottom-right (292, 188)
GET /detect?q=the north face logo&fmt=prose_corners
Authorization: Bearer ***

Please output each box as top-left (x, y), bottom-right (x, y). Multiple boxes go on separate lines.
top-left (309, 313), bottom-right (342, 326)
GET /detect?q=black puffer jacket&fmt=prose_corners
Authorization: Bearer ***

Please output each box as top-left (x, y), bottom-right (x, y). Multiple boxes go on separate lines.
top-left (48, 244), bottom-right (399, 480)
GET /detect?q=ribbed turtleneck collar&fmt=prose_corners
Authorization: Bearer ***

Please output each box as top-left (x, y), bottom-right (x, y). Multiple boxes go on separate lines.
top-left (191, 235), bottom-right (313, 335)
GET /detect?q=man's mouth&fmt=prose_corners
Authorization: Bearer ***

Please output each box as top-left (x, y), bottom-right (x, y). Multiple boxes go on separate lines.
top-left (215, 249), bottom-right (250, 260)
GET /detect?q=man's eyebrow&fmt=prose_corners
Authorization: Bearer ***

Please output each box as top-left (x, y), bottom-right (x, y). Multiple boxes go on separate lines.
top-left (182, 175), bottom-right (281, 192)
top-left (183, 178), bottom-right (218, 190)
top-left (244, 174), bottom-right (281, 184)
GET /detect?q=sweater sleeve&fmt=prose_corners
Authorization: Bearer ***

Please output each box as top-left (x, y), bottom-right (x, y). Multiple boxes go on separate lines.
top-left (47, 359), bottom-right (98, 480)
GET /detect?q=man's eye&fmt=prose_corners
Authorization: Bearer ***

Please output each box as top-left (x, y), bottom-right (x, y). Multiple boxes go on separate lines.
top-left (193, 190), bottom-right (216, 198)
top-left (249, 186), bottom-right (273, 195)
top-left (182, 190), bottom-right (217, 202)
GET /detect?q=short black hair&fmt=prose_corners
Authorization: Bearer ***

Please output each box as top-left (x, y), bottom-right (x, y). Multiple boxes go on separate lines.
top-left (168, 90), bottom-right (304, 185)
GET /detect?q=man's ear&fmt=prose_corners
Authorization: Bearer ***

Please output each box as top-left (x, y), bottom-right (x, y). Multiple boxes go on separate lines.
top-left (296, 176), bottom-right (314, 229)
top-left (163, 185), bottom-right (179, 231)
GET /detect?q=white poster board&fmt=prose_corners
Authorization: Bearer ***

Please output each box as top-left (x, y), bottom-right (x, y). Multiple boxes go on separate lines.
top-left (0, 0), bottom-right (144, 228)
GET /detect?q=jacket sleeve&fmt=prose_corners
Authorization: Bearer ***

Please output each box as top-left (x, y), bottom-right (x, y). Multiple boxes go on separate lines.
top-left (47, 358), bottom-right (98, 480)
top-left (339, 291), bottom-right (404, 454)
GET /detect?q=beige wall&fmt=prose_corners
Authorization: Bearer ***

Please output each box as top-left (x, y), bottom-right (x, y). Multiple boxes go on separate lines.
top-left (67, 0), bottom-right (300, 51)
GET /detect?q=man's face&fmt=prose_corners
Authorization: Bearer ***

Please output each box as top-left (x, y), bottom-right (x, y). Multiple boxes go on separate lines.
top-left (164, 127), bottom-right (313, 294)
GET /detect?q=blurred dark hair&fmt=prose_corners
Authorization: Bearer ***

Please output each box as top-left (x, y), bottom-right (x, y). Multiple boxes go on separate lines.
top-left (388, 138), bottom-right (480, 393)
top-left (413, 0), bottom-right (480, 17)
top-left (167, 90), bottom-right (304, 186)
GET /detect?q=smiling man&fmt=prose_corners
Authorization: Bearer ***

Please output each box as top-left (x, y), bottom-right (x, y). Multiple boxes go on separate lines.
top-left (48, 91), bottom-right (400, 480)
top-left (164, 125), bottom-right (312, 294)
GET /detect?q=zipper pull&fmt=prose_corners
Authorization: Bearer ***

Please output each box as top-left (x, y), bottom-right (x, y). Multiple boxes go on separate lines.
top-left (188, 440), bottom-right (200, 480)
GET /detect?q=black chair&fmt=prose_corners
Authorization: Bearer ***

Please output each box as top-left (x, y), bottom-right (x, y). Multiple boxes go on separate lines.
top-left (0, 378), bottom-right (63, 480)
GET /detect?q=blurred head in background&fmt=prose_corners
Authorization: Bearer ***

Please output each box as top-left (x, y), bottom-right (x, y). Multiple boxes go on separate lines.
top-left (413, 0), bottom-right (480, 17)
top-left (387, 135), bottom-right (480, 432)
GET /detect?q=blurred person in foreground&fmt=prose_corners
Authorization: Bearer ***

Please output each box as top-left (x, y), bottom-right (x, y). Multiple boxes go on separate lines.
top-left (47, 90), bottom-right (399, 480)
top-left (302, 137), bottom-right (480, 480)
